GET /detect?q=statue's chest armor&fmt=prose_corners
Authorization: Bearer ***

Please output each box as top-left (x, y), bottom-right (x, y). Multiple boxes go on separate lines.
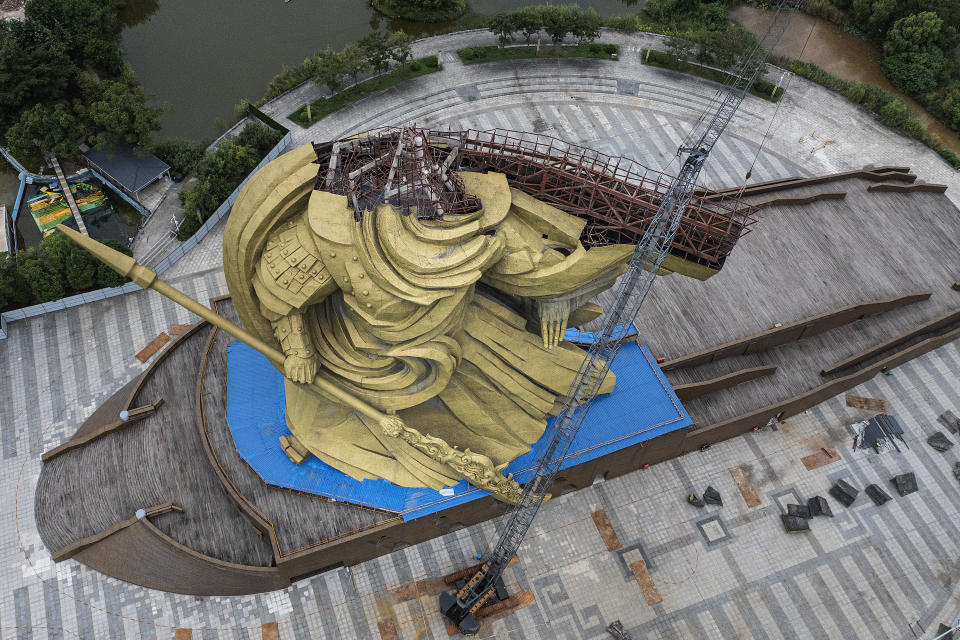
top-left (311, 234), bottom-right (420, 325)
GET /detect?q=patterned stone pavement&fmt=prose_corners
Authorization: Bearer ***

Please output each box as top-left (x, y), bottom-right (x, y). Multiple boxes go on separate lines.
top-left (2, 29), bottom-right (959, 640)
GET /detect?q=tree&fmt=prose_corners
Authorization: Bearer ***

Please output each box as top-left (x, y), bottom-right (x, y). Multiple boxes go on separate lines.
top-left (39, 231), bottom-right (75, 274)
top-left (701, 25), bottom-right (757, 70)
top-left (882, 13), bottom-right (947, 95)
top-left (65, 248), bottom-right (97, 291)
top-left (74, 66), bottom-right (164, 149)
top-left (702, 2), bottom-right (730, 31)
top-left (150, 139), bottom-right (207, 175)
top-left (541, 5), bottom-right (574, 44)
top-left (0, 20), bottom-right (76, 126)
top-left (0, 252), bottom-right (33, 311)
top-left (5, 103), bottom-right (85, 159)
top-left (883, 12), bottom-right (944, 56)
top-left (883, 49), bottom-right (945, 94)
top-left (96, 240), bottom-right (130, 288)
top-left (18, 250), bottom-right (64, 302)
top-left (569, 8), bottom-right (602, 44)
top-left (26, 0), bottom-right (125, 74)
top-left (488, 13), bottom-right (516, 47)
top-left (359, 30), bottom-right (393, 73)
top-left (513, 7), bottom-right (543, 44)
top-left (388, 31), bottom-right (413, 65)
top-left (341, 44), bottom-right (370, 84)
top-left (314, 48), bottom-right (348, 93)
top-left (666, 36), bottom-right (695, 64)
top-left (851, 0), bottom-right (898, 38)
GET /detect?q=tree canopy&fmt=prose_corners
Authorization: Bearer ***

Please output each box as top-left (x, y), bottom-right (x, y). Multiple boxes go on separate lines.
top-left (1, 0), bottom-right (163, 165)
top-left (831, 0), bottom-right (960, 132)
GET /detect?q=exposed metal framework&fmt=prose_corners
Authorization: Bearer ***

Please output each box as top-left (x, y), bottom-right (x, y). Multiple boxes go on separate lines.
top-left (450, 128), bottom-right (755, 268)
top-left (439, 0), bottom-right (803, 633)
top-left (314, 127), bottom-right (757, 271)
top-left (312, 126), bottom-right (481, 220)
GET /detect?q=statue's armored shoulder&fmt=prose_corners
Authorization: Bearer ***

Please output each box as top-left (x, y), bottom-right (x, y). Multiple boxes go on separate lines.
top-left (254, 215), bottom-right (337, 315)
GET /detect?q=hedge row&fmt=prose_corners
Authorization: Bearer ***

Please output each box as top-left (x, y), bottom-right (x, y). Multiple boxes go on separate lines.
top-left (458, 43), bottom-right (618, 65)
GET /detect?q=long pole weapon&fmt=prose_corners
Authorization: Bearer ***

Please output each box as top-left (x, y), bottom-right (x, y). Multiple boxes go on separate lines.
top-left (56, 224), bottom-right (522, 503)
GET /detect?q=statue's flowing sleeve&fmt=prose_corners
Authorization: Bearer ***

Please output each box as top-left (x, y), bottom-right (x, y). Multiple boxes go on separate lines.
top-left (481, 187), bottom-right (635, 346)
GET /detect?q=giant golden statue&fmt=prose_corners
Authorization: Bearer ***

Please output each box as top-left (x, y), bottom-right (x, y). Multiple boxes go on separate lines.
top-left (222, 130), bottom-right (634, 502)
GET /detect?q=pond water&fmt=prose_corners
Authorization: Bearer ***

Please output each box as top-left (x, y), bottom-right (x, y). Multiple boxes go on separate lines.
top-left (120, 0), bottom-right (644, 141)
top-left (732, 5), bottom-right (960, 156)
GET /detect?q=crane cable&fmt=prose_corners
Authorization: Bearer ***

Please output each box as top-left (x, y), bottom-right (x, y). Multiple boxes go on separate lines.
top-left (742, 15), bottom-right (818, 187)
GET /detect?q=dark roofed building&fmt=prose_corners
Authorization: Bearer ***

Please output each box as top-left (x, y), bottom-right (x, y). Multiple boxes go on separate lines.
top-left (83, 142), bottom-right (170, 204)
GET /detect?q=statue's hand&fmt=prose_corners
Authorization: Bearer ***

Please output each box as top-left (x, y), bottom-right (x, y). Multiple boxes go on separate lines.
top-left (283, 353), bottom-right (318, 384)
top-left (537, 298), bottom-right (571, 349)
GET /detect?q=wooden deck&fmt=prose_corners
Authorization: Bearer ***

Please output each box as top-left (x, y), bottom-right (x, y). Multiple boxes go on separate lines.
top-left (592, 178), bottom-right (960, 427)
top-left (36, 301), bottom-right (393, 572)
top-left (36, 326), bottom-right (277, 567)
top-left (200, 300), bottom-right (390, 556)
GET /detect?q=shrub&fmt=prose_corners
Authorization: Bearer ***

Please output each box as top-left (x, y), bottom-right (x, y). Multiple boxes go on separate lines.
top-left (409, 62), bottom-right (422, 71)
top-left (900, 116), bottom-right (925, 140)
top-left (940, 148), bottom-right (960, 168)
top-left (589, 43), bottom-right (601, 54)
top-left (424, 56), bottom-right (439, 68)
top-left (604, 44), bottom-right (618, 55)
top-left (460, 47), bottom-right (475, 60)
top-left (789, 60), bottom-right (850, 93)
top-left (860, 84), bottom-right (894, 113)
top-left (878, 98), bottom-right (912, 129)
top-left (605, 15), bottom-right (642, 33)
top-left (844, 82), bottom-right (867, 104)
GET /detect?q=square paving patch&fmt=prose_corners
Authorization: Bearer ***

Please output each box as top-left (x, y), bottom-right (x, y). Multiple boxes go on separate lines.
top-left (770, 487), bottom-right (805, 515)
top-left (695, 514), bottom-right (732, 546)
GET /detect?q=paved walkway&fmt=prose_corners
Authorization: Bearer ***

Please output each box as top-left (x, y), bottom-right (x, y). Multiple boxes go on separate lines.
top-left (1, 28), bottom-right (959, 640)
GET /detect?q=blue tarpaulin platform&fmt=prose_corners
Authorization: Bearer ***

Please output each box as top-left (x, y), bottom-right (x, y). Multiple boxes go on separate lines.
top-left (226, 340), bottom-right (691, 521)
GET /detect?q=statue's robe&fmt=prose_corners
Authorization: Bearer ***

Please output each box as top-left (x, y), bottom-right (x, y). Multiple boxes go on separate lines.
top-left (227, 145), bottom-right (633, 490)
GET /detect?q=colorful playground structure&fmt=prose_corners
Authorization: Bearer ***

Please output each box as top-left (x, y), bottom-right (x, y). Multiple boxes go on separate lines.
top-left (27, 182), bottom-right (110, 236)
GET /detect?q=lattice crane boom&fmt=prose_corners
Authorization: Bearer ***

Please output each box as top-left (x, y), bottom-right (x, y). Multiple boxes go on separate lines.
top-left (440, 2), bottom-right (803, 633)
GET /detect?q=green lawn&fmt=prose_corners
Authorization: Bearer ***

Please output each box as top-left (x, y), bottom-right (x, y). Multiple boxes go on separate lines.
top-left (458, 43), bottom-right (619, 65)
top-left (642, 49), bottom-right (784, 103)
top-left (289, 57), bottom-right (441, 129)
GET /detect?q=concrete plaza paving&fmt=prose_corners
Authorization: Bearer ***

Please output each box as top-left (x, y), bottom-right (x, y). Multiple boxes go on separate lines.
top-left (1, 28), bottom-right (959, 640)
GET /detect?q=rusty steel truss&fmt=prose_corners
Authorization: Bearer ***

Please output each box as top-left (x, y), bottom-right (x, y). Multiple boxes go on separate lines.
top-left (313, 127), bottom-right (757, 270)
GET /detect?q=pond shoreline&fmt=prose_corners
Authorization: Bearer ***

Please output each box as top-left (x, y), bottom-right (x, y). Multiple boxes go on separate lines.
top-left (731, 5), bottom-right (960, 156)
